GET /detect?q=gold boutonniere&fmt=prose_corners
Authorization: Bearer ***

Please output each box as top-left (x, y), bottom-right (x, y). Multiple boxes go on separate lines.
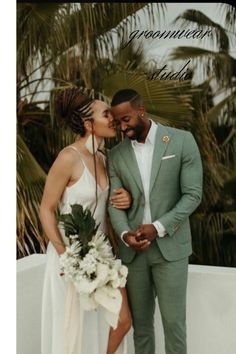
top-left (162, 135), bottom-right (170, 143)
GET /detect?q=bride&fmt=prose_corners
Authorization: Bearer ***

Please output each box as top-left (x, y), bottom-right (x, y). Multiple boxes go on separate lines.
top-left (40, 87), bottom-right (132, 354)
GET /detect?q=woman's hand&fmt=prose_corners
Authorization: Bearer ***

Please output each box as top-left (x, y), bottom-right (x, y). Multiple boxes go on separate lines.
top-left (110, 188), bottom-right (132, 209)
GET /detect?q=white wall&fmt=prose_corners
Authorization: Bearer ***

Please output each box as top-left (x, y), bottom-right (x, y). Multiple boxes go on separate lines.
top-left (17, 255), bottom-right (236, 354)
top-left (17, 255), bottom-right (46, 354)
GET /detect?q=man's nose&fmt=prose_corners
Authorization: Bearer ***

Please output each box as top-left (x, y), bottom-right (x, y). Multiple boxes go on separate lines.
top-left (120, 121), bottom-right (127, 131)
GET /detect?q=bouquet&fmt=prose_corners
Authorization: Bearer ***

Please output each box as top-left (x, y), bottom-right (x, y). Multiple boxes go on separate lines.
top-left (58, 204), bottom-right (128, 329)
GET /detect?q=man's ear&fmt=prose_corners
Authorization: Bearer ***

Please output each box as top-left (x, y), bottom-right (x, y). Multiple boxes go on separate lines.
top-left (138, 105), bottom-right (145, 117)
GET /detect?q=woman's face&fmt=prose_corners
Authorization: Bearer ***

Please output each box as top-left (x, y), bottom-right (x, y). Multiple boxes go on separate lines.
top-left (90, 100), bottom-right (116, 138)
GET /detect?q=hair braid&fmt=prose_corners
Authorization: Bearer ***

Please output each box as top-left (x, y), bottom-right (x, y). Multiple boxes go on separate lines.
top-left (54, 87), bottom-right (94, 136)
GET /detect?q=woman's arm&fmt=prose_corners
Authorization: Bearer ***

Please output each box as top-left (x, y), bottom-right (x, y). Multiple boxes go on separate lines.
top-left (39, 150), bottom-right (79, 255)
top-left (110, 188), bottom-right (132, 209)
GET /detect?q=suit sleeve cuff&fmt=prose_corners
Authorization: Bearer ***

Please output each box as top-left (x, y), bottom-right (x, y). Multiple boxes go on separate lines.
top-left (121, 231), bottom-right (130, 247)
top-left (152, 220), bottom-right (167, 238)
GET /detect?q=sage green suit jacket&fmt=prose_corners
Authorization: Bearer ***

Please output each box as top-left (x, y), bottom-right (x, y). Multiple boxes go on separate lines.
top-left (107, 122), bottom-right (203, 263)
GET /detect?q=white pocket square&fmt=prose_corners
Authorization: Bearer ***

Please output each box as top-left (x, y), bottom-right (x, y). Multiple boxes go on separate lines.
top-left (162, 154), bottom-right (176, 160)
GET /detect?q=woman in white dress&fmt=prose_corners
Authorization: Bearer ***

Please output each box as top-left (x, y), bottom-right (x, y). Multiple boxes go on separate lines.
top-left (40, 88), bottom-right (132, 354)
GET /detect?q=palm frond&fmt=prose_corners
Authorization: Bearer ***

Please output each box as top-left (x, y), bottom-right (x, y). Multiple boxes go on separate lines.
top-left (173, 9), bottom-right (229, 52)
top-left (17, 134), bottom-right (47, 258)
top-left (17, 3), bottom-right (68, 77)
top-left (191, 211), bottom-right (236, 266)
top-left (206, 90), bottom-right (236, 123)
top-left (218, 3), bottom-right (236, 34)
top-left (170, 46), bottom-right (235, 85)
top-left (102, 70), bottom-right (194, 128)
top-left (59, 204), bottom-right (99, 247)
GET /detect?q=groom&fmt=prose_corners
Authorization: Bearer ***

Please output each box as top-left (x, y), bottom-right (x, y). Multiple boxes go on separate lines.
top-left (107, 89), bottom-right (203, 354)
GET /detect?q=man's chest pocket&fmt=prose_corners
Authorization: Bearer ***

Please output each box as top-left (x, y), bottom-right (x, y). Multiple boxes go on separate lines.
top-left (159, 154), bottom-right (180, 176)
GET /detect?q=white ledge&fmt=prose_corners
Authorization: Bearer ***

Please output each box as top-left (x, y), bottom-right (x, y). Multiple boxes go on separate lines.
top-left (17, 254), bottom-right (236, 354)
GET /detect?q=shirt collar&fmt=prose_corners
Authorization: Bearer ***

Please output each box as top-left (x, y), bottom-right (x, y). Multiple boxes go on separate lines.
top-left (131, 120), bottom-right (157, 147)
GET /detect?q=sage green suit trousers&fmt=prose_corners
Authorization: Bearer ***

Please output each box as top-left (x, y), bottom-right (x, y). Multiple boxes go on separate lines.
top-left (124, 241), bottom-right (188, 354)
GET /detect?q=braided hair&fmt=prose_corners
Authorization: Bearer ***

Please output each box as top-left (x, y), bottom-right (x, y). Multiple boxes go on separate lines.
top-left (54, 87), bottom-right (94, 135)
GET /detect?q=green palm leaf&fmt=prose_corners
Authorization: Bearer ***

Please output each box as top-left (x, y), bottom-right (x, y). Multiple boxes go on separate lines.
top-left (170, 47), bottom-right (235, 86)
top-left (102, 70), bottom-right (194, 127)
top-left (218, 3), bottom-right (236, 34)
top-left (206, 90), bottom-right (236, 123)
top-left (173, 9), bottom-right (229, 51)
top-left (17, 133), bottom-right (46, 258)
top-left (58, 204), bottom-right (99, 247)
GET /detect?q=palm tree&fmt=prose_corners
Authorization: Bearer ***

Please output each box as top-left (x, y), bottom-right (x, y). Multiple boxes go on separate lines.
top-left (17, 2), bottom-right (170, 258)
top-left (170, 5), bottom-right (236, 266)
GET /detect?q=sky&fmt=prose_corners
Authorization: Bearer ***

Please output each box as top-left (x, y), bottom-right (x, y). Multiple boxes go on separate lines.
top-left (121, 2), bottom-right (236, 92)
top-left (140, 2), bottom-right (236, 60)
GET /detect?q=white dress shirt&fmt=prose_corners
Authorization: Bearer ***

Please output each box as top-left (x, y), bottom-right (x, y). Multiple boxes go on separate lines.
top-left (121, 120), bottom-right (166, 245)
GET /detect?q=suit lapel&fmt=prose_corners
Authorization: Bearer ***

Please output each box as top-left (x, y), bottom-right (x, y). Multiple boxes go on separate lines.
top-left (118, 138), bottom-right (144, 193)
top-left (149, 124), bottom-right (170, 193)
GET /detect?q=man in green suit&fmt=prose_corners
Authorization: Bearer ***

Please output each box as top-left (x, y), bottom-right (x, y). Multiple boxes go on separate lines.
top-left (107, 89), bottom-right (203, 354)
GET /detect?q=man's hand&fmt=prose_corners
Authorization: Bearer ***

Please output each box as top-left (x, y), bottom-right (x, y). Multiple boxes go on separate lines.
top-left (123, 231), bottom-right (150, 252)
top-left (136, 224), bottom-right (158, 242)
top-left (110, 188), bottom-right (132, 209)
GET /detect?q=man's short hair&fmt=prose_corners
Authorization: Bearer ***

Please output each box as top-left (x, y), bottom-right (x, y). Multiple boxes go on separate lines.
top-left (111, 89), bottom-right (143, 109)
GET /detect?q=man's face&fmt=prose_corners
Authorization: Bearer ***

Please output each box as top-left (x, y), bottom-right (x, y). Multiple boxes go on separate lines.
top-left (111, 101), bottom-right (145, 140)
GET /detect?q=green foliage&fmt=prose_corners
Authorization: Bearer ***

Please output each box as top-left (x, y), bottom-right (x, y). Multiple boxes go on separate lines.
top-left (59, 204), bottom-right (99, 247)
top-left (17, 134), bottom-right (47, 258)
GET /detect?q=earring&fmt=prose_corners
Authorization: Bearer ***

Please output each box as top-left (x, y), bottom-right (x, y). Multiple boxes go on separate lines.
top-left (85, 134), bottom-right (98, 154)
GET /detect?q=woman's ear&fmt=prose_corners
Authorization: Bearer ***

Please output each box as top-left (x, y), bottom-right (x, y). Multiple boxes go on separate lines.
top-left (84, 119), bottom-right (93, 133)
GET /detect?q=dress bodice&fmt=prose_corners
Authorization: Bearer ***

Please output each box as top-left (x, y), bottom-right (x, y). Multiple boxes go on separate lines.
top-left (58, 147), bottom-right (109, 245)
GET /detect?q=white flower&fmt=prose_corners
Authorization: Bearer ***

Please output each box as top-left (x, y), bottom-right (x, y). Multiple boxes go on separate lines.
top-left (119, 265), bottom-right (128, 278)
top-left (96, 263), bottom-right (110, 286)
top-left (75, 276), bottom-right (100, 294)
top-left (88, 247), bottom-right (99, 259)
top-left (110, 278), bottom-right (122, 289)
top-left (113, 259), bottom-right (122, 269)
top-left (79, 253), bottom-right (97, 275)
top-left (108, 268), bottom-right (118, 281)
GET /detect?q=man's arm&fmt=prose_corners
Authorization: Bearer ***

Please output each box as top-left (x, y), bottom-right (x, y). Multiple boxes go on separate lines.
top-left (157, 131), bottom-right (203, 237)
top-left (107, 150), bottom-right (131, 237)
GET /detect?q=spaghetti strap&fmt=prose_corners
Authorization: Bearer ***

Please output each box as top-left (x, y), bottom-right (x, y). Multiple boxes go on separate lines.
top-left (65, 146), bottom-right (79, 153)
top-left (62, 146), bottom-right (86, 168)
top-left (61, 146), bottom-right (108, 191)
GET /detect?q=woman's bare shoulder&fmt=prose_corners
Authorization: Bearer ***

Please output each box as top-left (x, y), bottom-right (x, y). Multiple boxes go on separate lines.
top-left (52, 146), bottom-right (80, 170)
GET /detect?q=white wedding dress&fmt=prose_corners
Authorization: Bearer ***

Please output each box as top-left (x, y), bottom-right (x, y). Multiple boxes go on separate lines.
top-left (41, 146), bottom-right (127, 354)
